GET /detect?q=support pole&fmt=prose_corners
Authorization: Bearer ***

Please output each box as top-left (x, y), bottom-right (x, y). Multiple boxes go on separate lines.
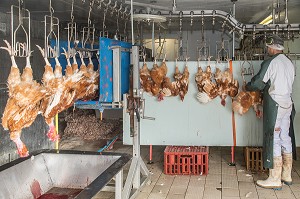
top-left (122, 46), bottom-right (150, 199)
top-left (148, 144), bottom-right (153, 164)
top-left (229, 60), bottom-right (236, 166)
top-left (132, 45), bottom-right (141, 189)
top-left (115, 169), bottom-right (123, 199)
top-left (130, 0), bottom-right (134, 45)
top-left (152, 21), bottom-right (155, 59)
top-left (232, 0), bottom-right (236, 60)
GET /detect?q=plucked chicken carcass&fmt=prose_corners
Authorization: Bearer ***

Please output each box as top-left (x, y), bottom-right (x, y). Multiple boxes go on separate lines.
top-left (214, 68), bottom-right (239, 106)
top-left (195, 66), bottom-right (219, 103)
top-left (1, 41), bottom-right (46, 157)
top-left (232, 86), bottom-right (262, 117)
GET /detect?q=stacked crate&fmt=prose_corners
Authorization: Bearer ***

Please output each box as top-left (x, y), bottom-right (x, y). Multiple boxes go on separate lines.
top-left (164, 146), bottom-right (209, 175)
top-left (244, 147), bottom-right (265, 172)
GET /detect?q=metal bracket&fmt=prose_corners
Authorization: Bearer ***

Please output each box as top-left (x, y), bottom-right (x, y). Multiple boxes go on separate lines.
top-left (140, 91), bottom-right (155, 120)
top-left (216, 39), bottom-right (229, 61)
top-left (240, 54), bottom-right (254, 81)
top-left (11, 1), bottom-right (31, 57)
top-left (44, 15), bottom-right (59, 58)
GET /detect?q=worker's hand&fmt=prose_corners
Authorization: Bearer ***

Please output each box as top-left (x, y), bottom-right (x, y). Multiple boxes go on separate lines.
top-left (256, 109), bottom-right (263, 118)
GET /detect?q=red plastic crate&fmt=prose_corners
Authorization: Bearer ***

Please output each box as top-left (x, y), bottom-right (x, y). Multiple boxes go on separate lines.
top-left (164, 146), bottom-right (209, 175)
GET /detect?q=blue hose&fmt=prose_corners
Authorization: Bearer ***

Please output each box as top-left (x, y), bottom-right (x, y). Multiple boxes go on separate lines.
top-left (97, 135), bottom-right (119, 152)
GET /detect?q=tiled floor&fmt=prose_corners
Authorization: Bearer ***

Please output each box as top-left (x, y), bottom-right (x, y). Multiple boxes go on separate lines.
top-left (60, 139), bottom-right (300, 199)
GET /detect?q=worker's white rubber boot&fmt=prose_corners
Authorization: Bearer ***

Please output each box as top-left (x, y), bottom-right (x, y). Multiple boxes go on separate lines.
top-left (256, 156), bottom-right (282, 190)
top-left (282, 153), bottom-right (293, 185)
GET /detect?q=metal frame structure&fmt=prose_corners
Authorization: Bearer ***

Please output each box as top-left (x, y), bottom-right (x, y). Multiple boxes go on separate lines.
top-left (11, 0), bottom-right (31, 57)
top-left (44, 0), bottom-right (59, 58)
top-left (122, 46), bottom-right (150, 199)
top-left (66, 0), bottom-right (77, 55)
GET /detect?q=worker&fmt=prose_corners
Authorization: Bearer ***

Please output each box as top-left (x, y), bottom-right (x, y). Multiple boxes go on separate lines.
top-left (245, 34), bottom-right (296, 190)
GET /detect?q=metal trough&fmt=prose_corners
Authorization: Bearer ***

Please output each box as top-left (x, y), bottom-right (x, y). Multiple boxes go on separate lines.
top-left (0, 150), bottom-right (131, 199)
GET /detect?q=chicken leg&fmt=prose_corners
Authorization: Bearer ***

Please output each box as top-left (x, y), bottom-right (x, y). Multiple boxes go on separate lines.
top-left (10, 130), bottom-right (29, 157)
top-left (45, 118), bottom-right (59, 142)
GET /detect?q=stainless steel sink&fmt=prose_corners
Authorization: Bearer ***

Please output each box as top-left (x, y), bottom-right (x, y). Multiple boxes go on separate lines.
top-left (0, 150), bottom-right (131, 199)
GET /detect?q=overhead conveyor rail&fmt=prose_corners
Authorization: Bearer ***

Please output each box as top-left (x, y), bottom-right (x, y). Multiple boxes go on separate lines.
top-left (139, 9), bottom-right (300, 33)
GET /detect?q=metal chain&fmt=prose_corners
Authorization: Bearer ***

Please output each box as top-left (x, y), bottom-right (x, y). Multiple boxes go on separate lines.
top-left (201, 11), bottom-right (204, 42)
top-left (87, 0), bottom-right (94, 27)
top-left (18, 0), bottom-right (23, 25)
top-left (49, 0), bottom-right (54, 32)
top-left (116, 11), bottom-right (119, 35)
top-left (124, 19), bottom-right (127, 35)
top-left (71, 0), bottom-right (74, 23)
top-left (103, 7), bottom-right (108, 32)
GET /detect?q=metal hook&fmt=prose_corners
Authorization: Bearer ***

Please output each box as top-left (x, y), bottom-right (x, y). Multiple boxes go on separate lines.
top-left (190, 11), bottom-right (194, 27)
top-left (71, 0), bottom-right (75, 22)
top-left (143, 54), bottom-right (146, 64)
top-left (212, 10), bottom-right (216, 26)
top-left (163, 54), bottom-right (167, 62)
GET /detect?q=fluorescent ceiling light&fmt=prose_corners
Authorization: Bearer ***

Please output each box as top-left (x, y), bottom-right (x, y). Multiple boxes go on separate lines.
top-left (259, 14), bottom-right (273, 25)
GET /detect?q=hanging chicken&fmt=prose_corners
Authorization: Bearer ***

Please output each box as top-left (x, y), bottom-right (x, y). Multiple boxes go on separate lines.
top-left (214, 67), bottom-right (239, 106)
top-left (82, 52), bottom-right (99, 101)
top-left (178, 65), bottom-right (189, 101)
top-left (72, 51), bottom-right (97, 101)
top-left (159, 76), bottom-right (176, 100)
top-left (37, 45), bottom-right (63, 142)
top-left (157, 60), bottom-right (178, 101)
top-left (171, 65), bottom-right (181, 97)
top-left (140, 61), bottom-right (152, 93)
top-left (232, 82), bottom-right (262, 117)
top-left (150, 59), bottom-right (167, 86)
top-left (195, 65), bottom-right (219, 104)
top-left (158, 59), bottom-right (189, 101)
top-left (62, 47), bottom-right (74, 77)
top-left (1, 41), bottom-right (46, 157)
top-left (37, 46), bottom-right (86, 142)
